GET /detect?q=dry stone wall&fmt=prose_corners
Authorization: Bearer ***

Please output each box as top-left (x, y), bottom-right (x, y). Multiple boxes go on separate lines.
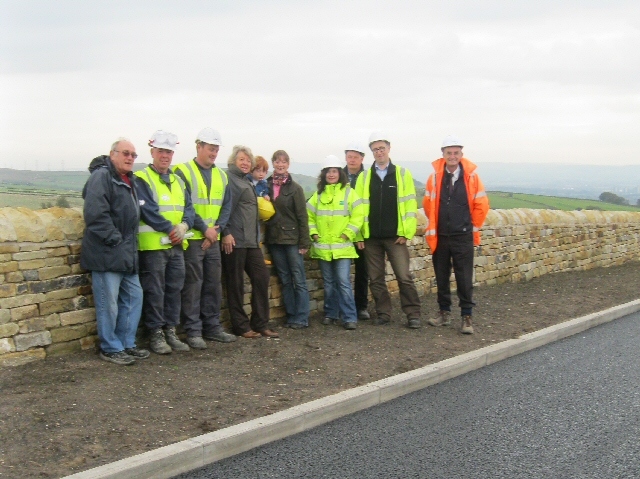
top-left (1, 207), bottom-right (639, 366)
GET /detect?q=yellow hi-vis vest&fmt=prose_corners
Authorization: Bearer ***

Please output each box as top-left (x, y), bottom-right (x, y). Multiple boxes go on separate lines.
top-left (307, 184), bottom-right (365, 261)
top-left (135, 166), bottom-right (187, 251)
top-left (173, 160), bottom-right (227, 240)
top-left (354, 164), bottom-right (418, 240)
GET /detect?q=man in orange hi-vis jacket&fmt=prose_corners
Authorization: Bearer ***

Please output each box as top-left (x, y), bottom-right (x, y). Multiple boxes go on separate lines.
top-left (423, 136), bottom-right (489, 334)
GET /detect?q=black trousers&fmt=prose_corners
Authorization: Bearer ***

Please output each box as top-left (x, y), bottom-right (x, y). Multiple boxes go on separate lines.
top-left (432, 234), bottom-right (475, 315)
top-left (221, 247), bottom-right (270, 335)
top-left (353, 246), bottom-right (369, 311)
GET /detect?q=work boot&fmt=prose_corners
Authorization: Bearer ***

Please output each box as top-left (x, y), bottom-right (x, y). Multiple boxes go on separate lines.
top-left (149, 329), bottom-right (172, 355)
top-left (407, 317), bottom-right (421, 329)
top-left (186, 336), bottom-right (207, 350)
top-left (164, 327), bottom-right (190, 351)
top-left (99, 350), bottom-right (135, 366)
top-left (124, 347), bottom-right (150, 359)
top-left (203, 331), bottom-right (237, 343)
top-left (357, 309), bottom-right (371, 320)
top-left (428, 310), bottom-right (452, 327)
top-left (321, 317), bottom-right (336, 326)
top-left (461, 315), bottom-right (474, 334)
top-left (343, 321), bottom-right (357, 330)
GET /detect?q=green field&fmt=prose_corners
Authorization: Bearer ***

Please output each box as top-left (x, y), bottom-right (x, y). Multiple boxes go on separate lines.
top-left (0, 188), bottom-right (83, 210)
top-left (487, 191), bottom-right (640, 212)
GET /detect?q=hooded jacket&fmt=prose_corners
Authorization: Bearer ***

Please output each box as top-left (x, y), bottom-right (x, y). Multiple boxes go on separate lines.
top-left (80, 155), bottom-right (140, 273)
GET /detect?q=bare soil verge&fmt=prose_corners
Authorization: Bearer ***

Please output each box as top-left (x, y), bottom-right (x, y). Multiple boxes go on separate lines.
top-left (1, 262), bottom-right (639, 479)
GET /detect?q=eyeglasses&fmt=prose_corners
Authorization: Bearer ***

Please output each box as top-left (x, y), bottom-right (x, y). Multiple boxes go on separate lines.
top-left (114, 150), bottom-right (138, 159)
top-left (371, 147), bottom-right (387, 153)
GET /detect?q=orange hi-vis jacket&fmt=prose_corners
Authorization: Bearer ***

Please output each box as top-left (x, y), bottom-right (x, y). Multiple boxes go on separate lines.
top-left (422, 157), bottom-right (489, 253)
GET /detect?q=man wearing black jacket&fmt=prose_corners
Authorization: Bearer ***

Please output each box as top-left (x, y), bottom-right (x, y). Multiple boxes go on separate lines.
top-left (344, 142), bottom-right (370, 320)
top-left (80, 138), bottom-right (149, 365)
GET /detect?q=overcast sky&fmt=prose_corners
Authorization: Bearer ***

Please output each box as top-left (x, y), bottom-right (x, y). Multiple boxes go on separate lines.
top-left (1, 0), bottom-right (639, 172)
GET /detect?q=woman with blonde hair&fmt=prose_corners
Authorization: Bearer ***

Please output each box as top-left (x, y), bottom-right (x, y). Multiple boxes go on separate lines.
top-left (221, 145), bottom-right (278, 338)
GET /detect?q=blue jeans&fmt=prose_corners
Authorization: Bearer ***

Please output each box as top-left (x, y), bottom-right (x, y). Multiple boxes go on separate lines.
top-left (91, 271), bottom-right (143, 353)
top-left (319, 258), bottom-right (357, 323)
top-left (268, 244), bottom-right (310, 326)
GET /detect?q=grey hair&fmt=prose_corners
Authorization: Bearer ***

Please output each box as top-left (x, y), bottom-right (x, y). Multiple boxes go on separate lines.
top-left (110, 137), bottom-right (131, 152)
top-left (227, 145), bottom-right (256, 168)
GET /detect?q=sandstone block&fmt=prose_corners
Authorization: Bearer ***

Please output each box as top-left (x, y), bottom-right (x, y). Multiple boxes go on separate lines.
top-left (14, 330), bottom-right (52, 351)
top-left (39, 298), bottom-right (75, 315)
top-left (0, 284), bottom-right (17, 298)
top-left (0, 293), bottom-right (45, 309)
top-left (44, 257), bottom-right (65, 267)
top-left (0, 309), bottom-right (9, 324)
top-left (69, 243), bottom-right (82, 254)
top-left (38, 265), bottom-right (72, 280)
top-left (44, 288), bottom-right (78, 301)
top-left (50, 325), bottom-right (87, 343)
top-left (18, 259), bottom-right (46, 270)
top-left (47, 246), bottom-right (70, 257)
top-left (67, 254), bottom-right (81, 265)
top-left (5, 271), bottom-right (24, 283)
top-left (71, 264), bottom-right (84, 274)
top-left (59, 308), bottom-right (95, 326)
top-left (10, 304), bottom-right (39, 322)
top-left (46, 340), bottom-right (82, 356)
top-left (0, 322), bottom-right (19, 338)
top-left (0, 262), bottom-right (18, 274)
top-left (80, 335), bottom-right (98, 350)
top-left (18, 314), bottom-right (60, 333)
top-left (0, 349), bottom-right (46, 366)
top-left (0, 244), bottom-right (19, 254)
top-left (13, 250), bottom-right (47, 261)
top-left (0, 337), bottom-right (15, 354)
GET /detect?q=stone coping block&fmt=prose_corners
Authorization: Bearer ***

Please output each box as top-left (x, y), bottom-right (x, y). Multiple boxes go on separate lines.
top-left (61, 299), bottom-right (640, 479)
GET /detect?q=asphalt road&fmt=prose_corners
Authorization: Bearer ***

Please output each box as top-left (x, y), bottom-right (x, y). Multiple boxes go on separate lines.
top-left (175, 312), bottom-right (640, 479)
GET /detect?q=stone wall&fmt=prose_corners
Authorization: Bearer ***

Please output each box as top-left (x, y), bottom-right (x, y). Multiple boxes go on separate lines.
top-left (1, 206), bottom-right (639, 366)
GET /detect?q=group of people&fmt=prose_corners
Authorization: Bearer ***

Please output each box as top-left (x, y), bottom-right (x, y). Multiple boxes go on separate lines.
top-left (80, 128), bottom-right (489, 366)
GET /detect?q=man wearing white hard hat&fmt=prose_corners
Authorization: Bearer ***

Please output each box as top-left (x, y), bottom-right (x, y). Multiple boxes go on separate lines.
top-left (354, 132), bottom-right (422, 328)
top-left (344, 142), bottom-right (370, 320)
top-left (423, 135), bottom-right (489, 334)
top-left (173, 128), bottom-right (236, 349)
top-left (135, 130), bottom-right (195, 354)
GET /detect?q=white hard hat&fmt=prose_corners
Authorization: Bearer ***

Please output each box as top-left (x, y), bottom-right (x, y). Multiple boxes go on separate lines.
top-left (441, 135), bottom-right (463, 149)
top-left (196, 127), bottom-right (222, 146)
top-left (368, 131), bottom-right (389, 146)
top-left (345, 141), bottom-right (366, 156)
top-left (149, 130), bottom-right (179, 151)
top-left (322, 155), bottom-right (344, 170)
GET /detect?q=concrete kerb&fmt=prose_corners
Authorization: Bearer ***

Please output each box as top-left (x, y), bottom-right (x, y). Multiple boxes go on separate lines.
top-left (63, 299), bottom-right (640, 479)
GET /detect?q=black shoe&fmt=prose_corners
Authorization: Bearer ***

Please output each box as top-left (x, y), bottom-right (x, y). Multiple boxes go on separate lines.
top-left (372, 316), bottom-right (390, 326)
top-left (321, 317), bottom-right (336, 325)
top-left (124, 347), bottom-right (150, 359)
top-left (287, 323), bottom-right (307, 329)
top-left (343, 321), bottom-right (357, 330)
top-left (407, 318), bottom-right (421, 329)
top-left (99, 350), bottom-right (135, 366)
top-left (357, 309), bottom-right (371, 320)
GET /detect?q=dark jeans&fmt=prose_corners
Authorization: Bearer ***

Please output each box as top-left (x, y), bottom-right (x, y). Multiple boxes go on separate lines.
top-left (364, 237), bottom-right (421, 320)
top-left (268, 244), bottom-right (310, 326)
top-left (432, 234), bottom-right (475, 315)
top-left (353, 246), bottom-right (369, 311)
top-left (221, 247), bottom-right (270, 334)
top-left (139, 246), bottom-right (185, 331)
top-left (181, 239), bottom-right (224, 337)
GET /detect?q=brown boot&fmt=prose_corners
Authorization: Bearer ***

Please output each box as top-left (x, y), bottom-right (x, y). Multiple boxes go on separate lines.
top-left (461, 315), bottom-right (474, 334)
top-left (428, 310), bottom-right (451, 327)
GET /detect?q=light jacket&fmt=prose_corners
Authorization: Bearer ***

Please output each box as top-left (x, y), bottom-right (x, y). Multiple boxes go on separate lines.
top-left (307, 183), bottom-right (364, 261)
top-left (354, 163), bottom-right (418, 240)
top-left (135, 166), bottom-right (187, 251)
top-left (422, 157), bottom-right (490, 252)
top-left (173, 160), bottom-right (227, 240)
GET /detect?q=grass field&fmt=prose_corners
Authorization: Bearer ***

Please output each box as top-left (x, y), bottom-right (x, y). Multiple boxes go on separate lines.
top-left (487, 191), bottom-right (640, 212)
top-left (0, 190), bottom-right (83, 209)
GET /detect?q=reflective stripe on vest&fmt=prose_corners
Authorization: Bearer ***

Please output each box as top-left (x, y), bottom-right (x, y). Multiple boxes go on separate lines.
top-left (174, 161), bottom-right (227, 240)
top-left (135, 167), bottom-right (186, 251)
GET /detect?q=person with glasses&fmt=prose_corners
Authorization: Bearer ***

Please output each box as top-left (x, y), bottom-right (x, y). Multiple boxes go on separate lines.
top-left (135, 130), bottom-right (196, 354)
top-left (80, 138), bottom-right (149, 365)
top-left (354, 131), bottom-right (422, 329)
top-left (423, 136), bottom-right (489, 334)
top-left (308, 155), bottom-right (365, 330)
